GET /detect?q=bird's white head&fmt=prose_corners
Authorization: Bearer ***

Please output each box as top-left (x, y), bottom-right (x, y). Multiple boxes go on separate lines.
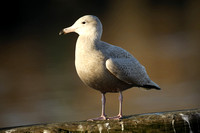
top-left (60, 15), bottom-right (103, 40)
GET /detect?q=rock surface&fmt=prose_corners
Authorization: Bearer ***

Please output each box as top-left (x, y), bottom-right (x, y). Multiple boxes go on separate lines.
top-left (1, 108), bottom-right (199, 133)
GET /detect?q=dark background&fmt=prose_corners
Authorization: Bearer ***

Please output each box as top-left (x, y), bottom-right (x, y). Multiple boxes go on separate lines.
top-left (0, 0), bottom-right (199, 127)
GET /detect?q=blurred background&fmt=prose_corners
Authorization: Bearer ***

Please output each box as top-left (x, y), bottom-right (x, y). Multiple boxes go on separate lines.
top-left (0, 0), bottom-right (199, 128)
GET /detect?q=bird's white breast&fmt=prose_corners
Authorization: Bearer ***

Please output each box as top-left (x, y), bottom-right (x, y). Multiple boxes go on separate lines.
top-left (75, 37), bottom-right (107, 86)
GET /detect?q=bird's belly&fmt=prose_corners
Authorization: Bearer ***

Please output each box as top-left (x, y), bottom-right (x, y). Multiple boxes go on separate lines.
top-left (75, 58), bottom-right (132, 93)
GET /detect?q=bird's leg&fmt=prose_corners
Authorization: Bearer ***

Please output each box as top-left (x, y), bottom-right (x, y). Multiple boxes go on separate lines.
top-left (108, 91), bottom-right (123, 120)
top-left (118, 91), bottom-right (123, 118)
top-left (87, 93), bottom-right (107, 121)
top-left (101, 93), bottom-right (106, 118)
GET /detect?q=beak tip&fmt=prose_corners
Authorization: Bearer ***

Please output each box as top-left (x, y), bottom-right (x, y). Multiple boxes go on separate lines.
top-left (59, 30), bottom-right (64, 35)
top-left (59, 27), bottom-right (74, 35)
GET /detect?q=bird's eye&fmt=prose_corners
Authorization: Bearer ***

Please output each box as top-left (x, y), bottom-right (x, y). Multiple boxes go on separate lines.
top-left (82, 21), bottom-right (86, 24)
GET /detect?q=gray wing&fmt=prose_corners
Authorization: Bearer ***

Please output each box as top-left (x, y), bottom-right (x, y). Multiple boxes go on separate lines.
top-left (101, 42), bottom-right (159, 88)
top-left (106, 57), bottom-right (151, 86)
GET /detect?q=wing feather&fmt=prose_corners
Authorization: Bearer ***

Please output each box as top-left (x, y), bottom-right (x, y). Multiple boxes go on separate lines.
top-left (106, 57), bottom-right (150, 86)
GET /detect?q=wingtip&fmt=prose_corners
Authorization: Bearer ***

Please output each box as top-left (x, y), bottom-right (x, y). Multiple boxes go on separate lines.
top-left (142, 82), bottom-right (161, 90)
top-left (149, 81), bottom-right (161, 90)
top-left (154, 86), bottom-right (161, 90)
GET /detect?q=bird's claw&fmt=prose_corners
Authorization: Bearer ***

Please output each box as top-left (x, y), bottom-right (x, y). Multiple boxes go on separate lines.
top-left (108, 114), bottom-right (123, 120)
top-left (87, 115), bottom-right (107, 121)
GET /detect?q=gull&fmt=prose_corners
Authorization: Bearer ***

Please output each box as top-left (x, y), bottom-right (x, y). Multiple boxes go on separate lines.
top-left (59, 15), bottom-right (161, 121)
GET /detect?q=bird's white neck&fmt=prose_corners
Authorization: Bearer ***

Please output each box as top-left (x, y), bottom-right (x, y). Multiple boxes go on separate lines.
top-left (76, 35), bottom-right (100, 50)
top-left (78, 28), bottom-right (102, 42)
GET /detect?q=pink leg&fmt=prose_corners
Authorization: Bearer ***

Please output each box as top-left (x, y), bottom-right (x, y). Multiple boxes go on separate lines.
top-left (118, 91), bottom-right (123, 118)
top-left (108, 91), bottom-right (123, 120)
top-left (87, 93), bottom-right (107, 121)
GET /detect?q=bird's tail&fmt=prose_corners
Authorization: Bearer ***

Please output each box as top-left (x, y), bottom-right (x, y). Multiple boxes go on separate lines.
top-left (142, 81), bottom-right (161, 90)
